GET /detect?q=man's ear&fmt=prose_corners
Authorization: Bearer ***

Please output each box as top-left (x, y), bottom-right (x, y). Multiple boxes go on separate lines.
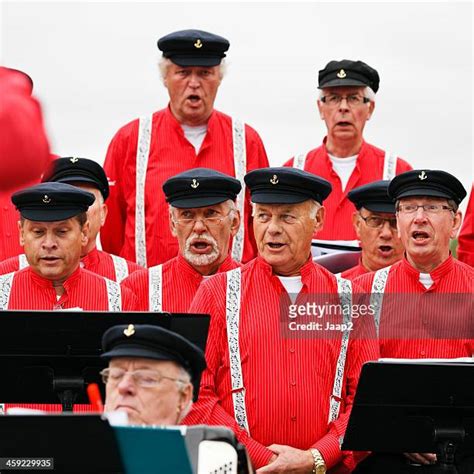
top-left (450, 210), bottom-right (463, 239)
top-left (317, 99), bottom-right (325, 120)
top-left (313, 206), bottom-right (325, 233)
top-left (352, 211), bottom-right (362, 239)
top-left (100, 202), bottom-right (108, 227)
top-left (169, 210), bottom-right (178, 238)
top-left (18, 220), bottom-right (25, 246)
top-left (81, 221), bottom-right (90, 247)
top-left (367, 101), bottom-right (375, 120)
top-left (230, 209), bottom-right (241, 238)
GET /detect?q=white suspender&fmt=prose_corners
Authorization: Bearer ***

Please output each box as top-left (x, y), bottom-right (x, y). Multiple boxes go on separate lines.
top-left (105, 278), bottom-right (122, 312)
top-left (329, 276), bottom-right (353, 423)
top-left (382, 151), bottom-right (397, 180)
top-left (110, 254), bottom-right (129, 283)
top-left (369, 265), bottom-right (391, 336)
top-left (231, 118), bottom-right (246, 263)
top-left (18, 254), bottom-right (29, 270)
top-left (292, 152), bottom-right (307, 170)
top-left (135, 114), bottom-right (153, 268)
top-left (225, 267), bottom-right (250, 433)
top-left (0, 272), bottom-right (14, 310)
top-left (148, 264), bottom-right (163, 312)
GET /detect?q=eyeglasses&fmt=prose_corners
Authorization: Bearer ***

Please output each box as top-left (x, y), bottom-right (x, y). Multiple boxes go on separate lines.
top-left (172, 210), bottom-right (233, 227)
top-left (397, 204), bottom-right (454, 215)
top-left (100, 368), bottom-right (187, 388)
top-left (359, 214), bottom-right (398, 229)
top-left (320, 94), bottom-right (371, 108)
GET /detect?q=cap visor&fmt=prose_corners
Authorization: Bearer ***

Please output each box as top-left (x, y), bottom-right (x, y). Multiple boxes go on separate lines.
top-left (395, 189), bottom-right (453, 201)
top-left (319, 78), bottom-right (368, 89)
top-left (170, 55), bottom-right (222, 67)
top-left (363, 202), bottom-right (396, 213)
top-left (19, 208), bottom-right (85, 222)
top-left (250, 192), bottom-right (310, 205)
top-left (54, 175), bottom-right (100, 188)
top-left (169, 195), bottom-right (229, 208)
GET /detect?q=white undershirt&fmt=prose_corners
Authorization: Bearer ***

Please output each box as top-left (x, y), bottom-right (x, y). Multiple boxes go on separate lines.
top-left (181, 124), bottom-right (208, 154)
top-left (328, 154), bottom-right (358, 191)
top-left (419, 272), bottom-right (434, 289)
top-left (277, 275), bottom-right (303, 303)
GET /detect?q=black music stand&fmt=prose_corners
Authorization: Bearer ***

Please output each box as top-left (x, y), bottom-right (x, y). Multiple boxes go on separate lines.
top-left (0, 311), bottom-right (210, 410)
top-left (343, 361), bottom-right (474, 473)
top-left (0, 414), bottom-right (124, 473)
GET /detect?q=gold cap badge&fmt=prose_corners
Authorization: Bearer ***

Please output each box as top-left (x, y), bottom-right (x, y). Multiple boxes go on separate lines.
top-left (194, 39), bottom-right (203, 49)
top-left (418, 171), bottom-right (427, 181)
top-left (270, 175), bottom-right (279, 185)
top-left (336, 69), bottom-right (347, 79)
top-left (191, 179), bottom-right (200, 189)
top-left (123, 324), bottom-right (135, 337)
top-left (70, 157), bottom-right (79, 164)
top-left (42, 195), bottom-right (51, 204)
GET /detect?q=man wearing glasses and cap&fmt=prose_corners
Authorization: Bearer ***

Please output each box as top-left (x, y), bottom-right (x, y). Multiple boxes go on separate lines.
top-left (0, 157), bottom-right (143, 282)
top-left (340, 180), bottom-right (404, 280)
top-left (0, 182), bottom-right (136, 310)
top-left (121, 168), bottom-right (241, 312)
top-left (354, 169), bottom-right (473, 471)
top-left (101, 29), bottom-right (268, 269)
top-left (185, 167), bottom-right (378, 473)
top-left (285, 59), bottom-right (412, 255)
top-left (101, 324), bottom-right (205, 426)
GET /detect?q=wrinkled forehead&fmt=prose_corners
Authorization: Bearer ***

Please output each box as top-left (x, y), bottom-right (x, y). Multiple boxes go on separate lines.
top-left (109, 357), bottom-right (181, 372)
top-left (398, 196), bottom-right (450, 205)
top-left (22, 217), bottom-right (80, 228)
top-left (253, 200), bottom-right (312, 213)
top-left (172, 201), bottom-right (229, 213)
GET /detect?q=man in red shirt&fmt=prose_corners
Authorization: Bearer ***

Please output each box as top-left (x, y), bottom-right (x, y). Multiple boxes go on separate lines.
top-left (121, 168), bottom-right (241, 312)
top-left (0, 158), bottom-right (143, 282)
top-left (354, 169), bottom-right (473, 473)
top-left (0, 182), bottom-right (136, 311)
top-left (457, 184), bottom-right (473, 266)
top-left (102, 324), bottom-right (205, 426)
top-left (284, 60), bottom-right (412, 253)
top-left (101, 29), bottom-right (269, 268)
top-left (340, 180), bottom-right (404, 280)
top-left (185, 167), bottom-right (378, 473)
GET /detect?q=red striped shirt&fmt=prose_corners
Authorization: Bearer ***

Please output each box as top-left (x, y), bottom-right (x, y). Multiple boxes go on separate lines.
top-left (1, 266), bottom-right (137, 311)
top-left (340, 260), bottom-right (368, 281)
top-left (284, 140), bottom-right (412, 240)
top-left (184, 257), bottom-right (378, 471)
top-left (121, 253), bottom-right (239, 312)
top-left (0, 248), bottom-right (142, 282)
top-left (354, 256), bottom-right (474, 358)
top-left (101, 106), bottom-right (269, 266)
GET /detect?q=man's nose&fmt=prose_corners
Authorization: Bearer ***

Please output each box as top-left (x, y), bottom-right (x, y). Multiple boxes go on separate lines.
top-left (117, 373), bottom-right (136, 395)
top-left (41, 232), bottom-right (58, 249)
top-left (338, 97), bottom-right (350, 111)
top-left (379, 220), bottom-right (395, 238)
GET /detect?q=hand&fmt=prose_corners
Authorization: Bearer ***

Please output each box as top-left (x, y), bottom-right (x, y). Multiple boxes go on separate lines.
top-left (404, 452), bottom-right (437, 465)
top-left (256, 444), bottom-right (314, 473)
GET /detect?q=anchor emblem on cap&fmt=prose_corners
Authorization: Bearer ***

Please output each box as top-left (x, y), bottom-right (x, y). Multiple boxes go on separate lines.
top-left (123, 324), bottom-right (135, 337)
top-left (70, 157), bottom-right (79, 163)
top-left (337, 69), bottom-right (347, 79)
top-left (270, 175), bottom-right (279, 185)
top-left (418, 171), bottom-right (427, 181)
top-left (194, 39), bottom-right (203, 49)
top-left (42, 195), bottom-right (51, 204)
top-left (191, 179), bottom-right (200, 189)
